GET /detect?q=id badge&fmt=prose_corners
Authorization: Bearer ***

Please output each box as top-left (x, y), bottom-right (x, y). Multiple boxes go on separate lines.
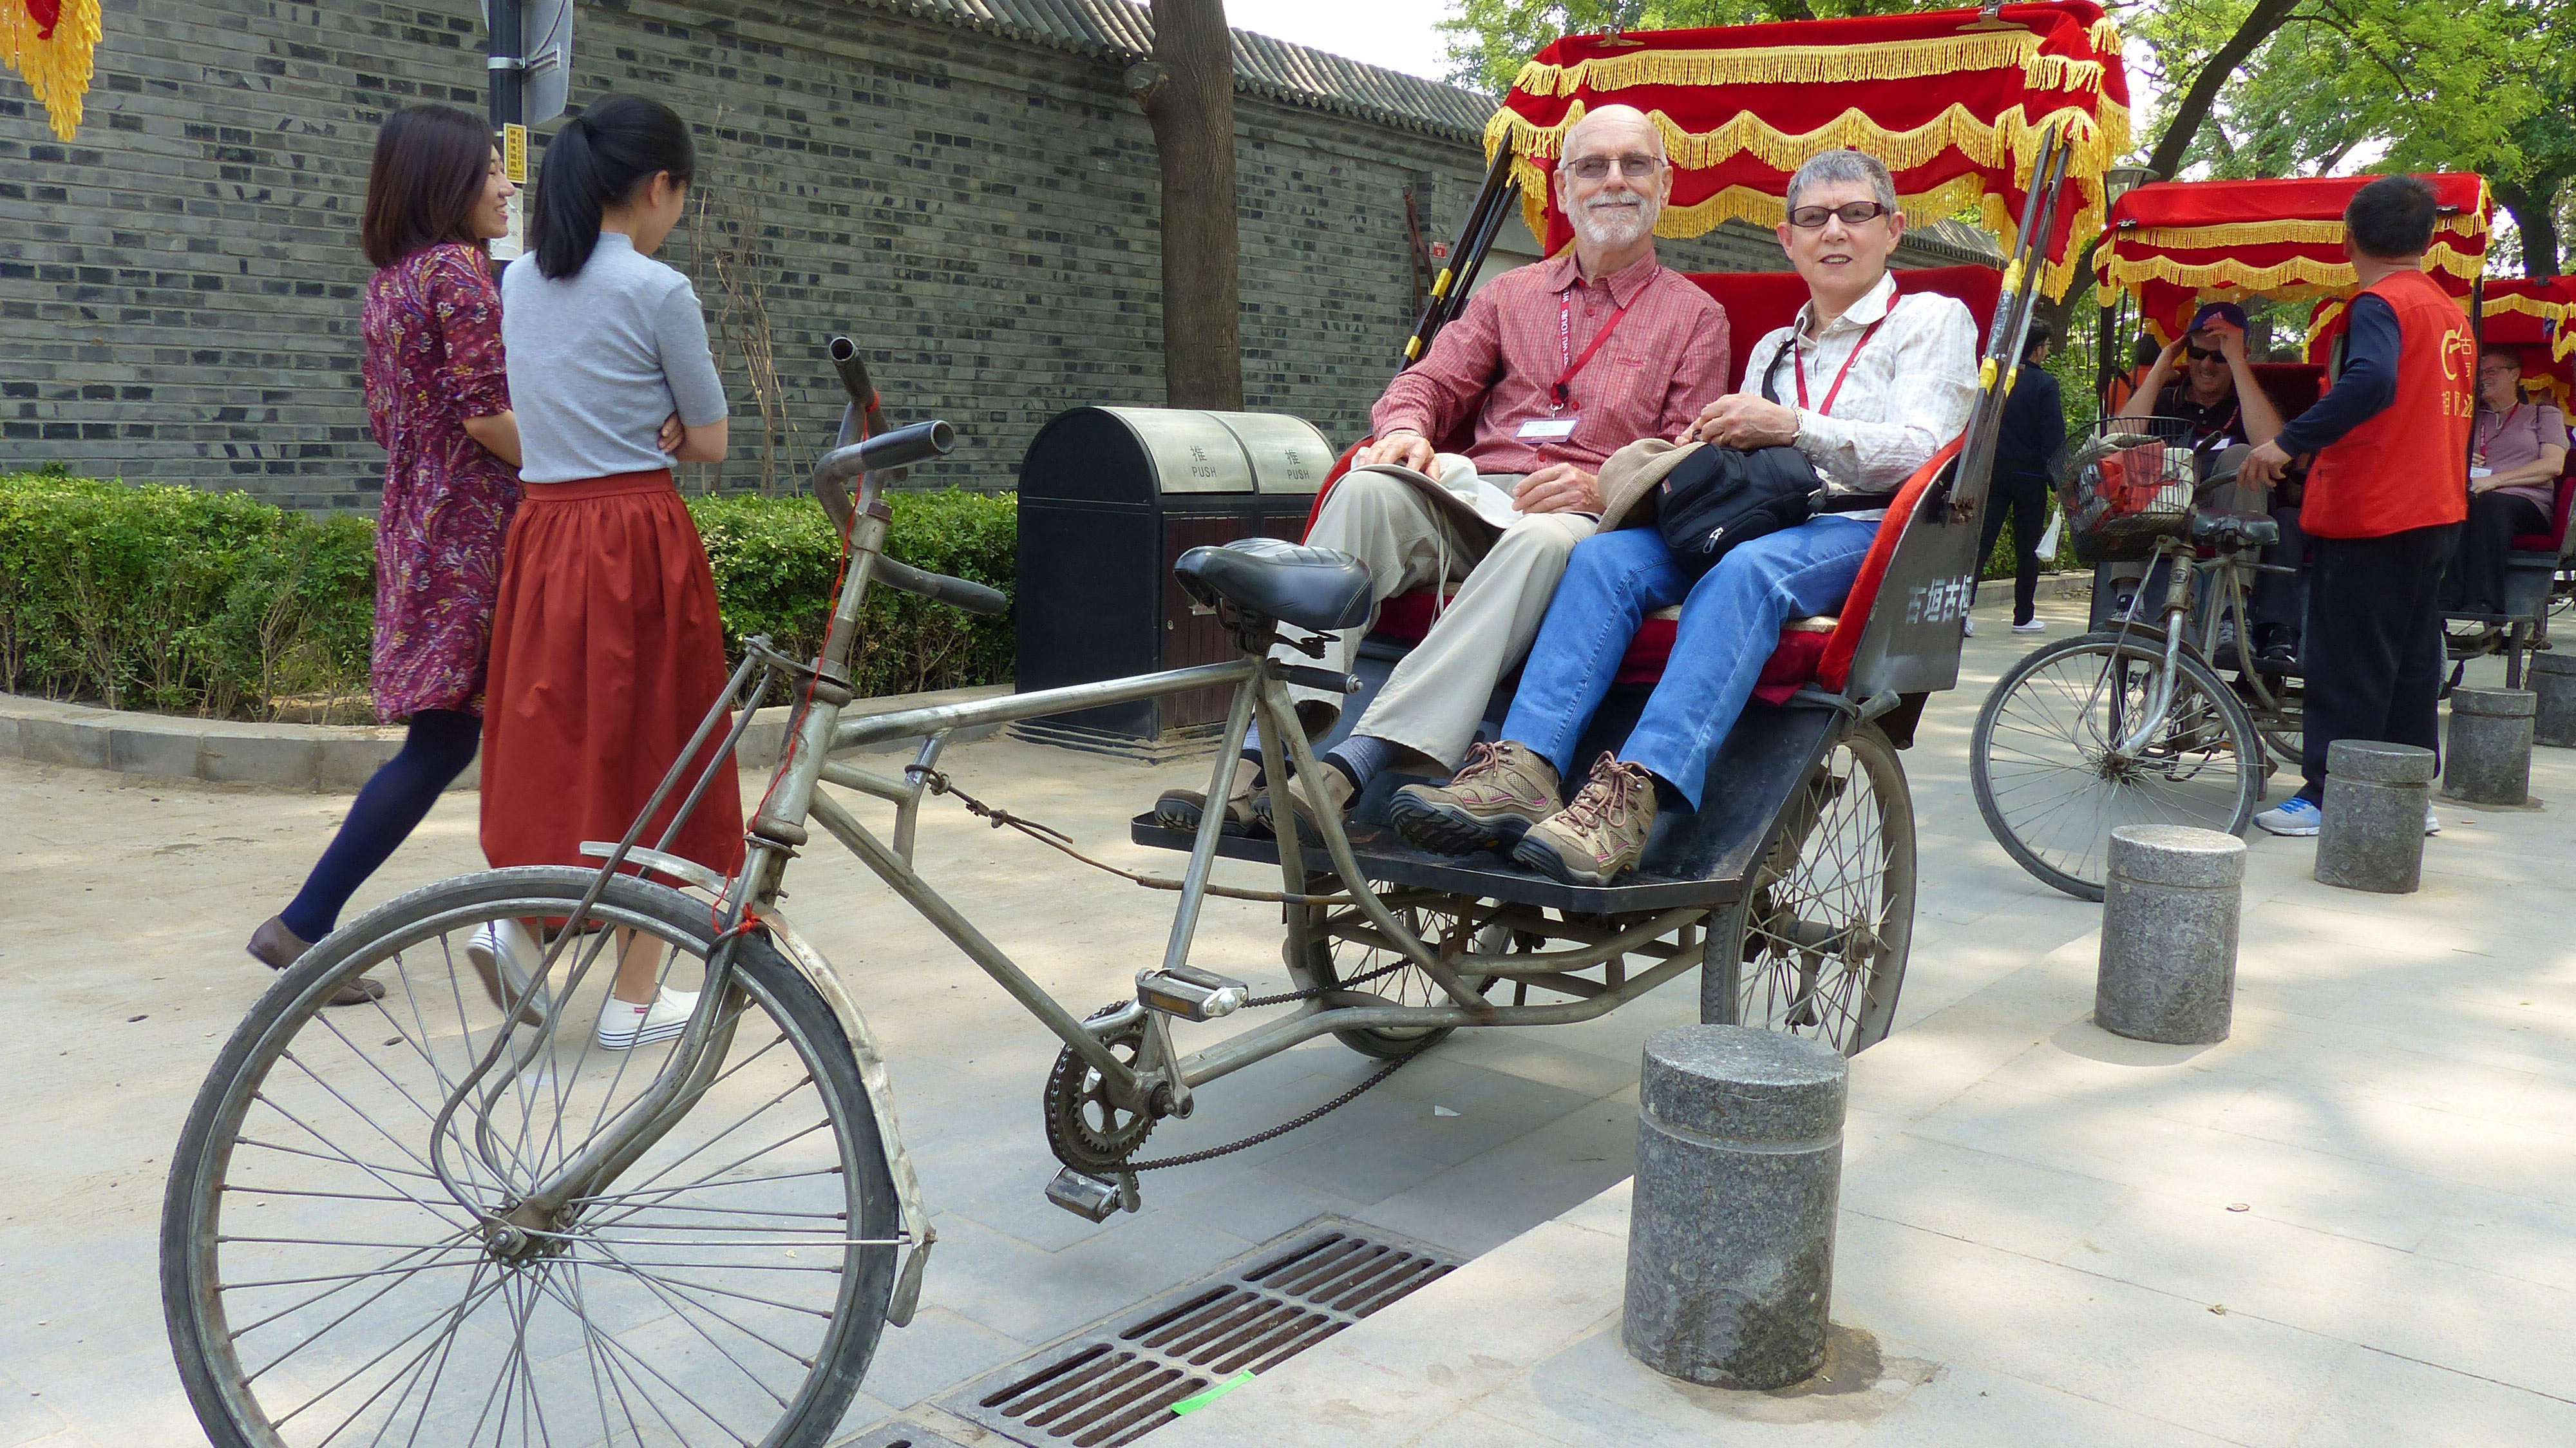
top-left (1517, 415), bottom-right (1578, 441)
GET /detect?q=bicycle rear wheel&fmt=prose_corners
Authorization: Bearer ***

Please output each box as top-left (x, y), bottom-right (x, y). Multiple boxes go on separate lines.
top-left (1971, 632), bottom-right (2262, 901)
top-left (162, 866), bottom-right (898, 1448)
top-left (1705, 724), bottom-right (1915, 1055)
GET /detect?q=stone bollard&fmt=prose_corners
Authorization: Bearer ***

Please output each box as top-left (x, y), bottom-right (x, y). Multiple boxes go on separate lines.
top-left (1625, 1025), bottom-right (1845, 1391)
top-left (2443, 687), bottom-right (2537, 806)
top-left (2096, 825), bottom-right (2243, 1045)
top-left (2315, 740), bottom-right (2436, 893)
top-left (2533, 654), bottom-right (2576, 749)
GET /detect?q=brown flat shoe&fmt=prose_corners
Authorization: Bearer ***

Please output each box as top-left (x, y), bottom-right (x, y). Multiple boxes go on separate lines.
top-left (246, 915), bottom-right (384, 1006)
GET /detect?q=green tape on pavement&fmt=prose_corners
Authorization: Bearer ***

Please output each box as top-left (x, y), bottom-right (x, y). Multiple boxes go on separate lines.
top-left (1170, 1369), bottom-right (1256, 1416)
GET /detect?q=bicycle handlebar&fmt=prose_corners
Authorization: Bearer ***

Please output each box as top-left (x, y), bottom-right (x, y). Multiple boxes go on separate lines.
top-left (875, 555), bottom-right (1009, 616)
top-left (813, 420), bottom-right (955, 492)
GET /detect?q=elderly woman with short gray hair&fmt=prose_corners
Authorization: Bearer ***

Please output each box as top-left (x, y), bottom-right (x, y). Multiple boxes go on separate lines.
top-left (1389, 148), bottom-right (1982, 886)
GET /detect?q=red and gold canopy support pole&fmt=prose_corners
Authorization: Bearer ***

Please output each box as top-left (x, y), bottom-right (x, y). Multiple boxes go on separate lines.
top-left (1947, 122), bottom-right (2074, 526)
top-left (1399, 144), bottom-right (1520, 367)
top-left (2, 0), bottom-right (102, 140)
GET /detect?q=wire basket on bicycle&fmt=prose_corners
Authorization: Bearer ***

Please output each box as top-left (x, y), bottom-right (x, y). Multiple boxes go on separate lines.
top-left (2054, 415), bottom-right (2203, 562)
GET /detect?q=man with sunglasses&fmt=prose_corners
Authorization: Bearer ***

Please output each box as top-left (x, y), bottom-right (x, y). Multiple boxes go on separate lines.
top-left (1388, 148), bottom-right (1977, 885)
top-left (2111, 300), bottom-right (2302, 665)
top-left (1154, 104), bottom-right (1729, 841)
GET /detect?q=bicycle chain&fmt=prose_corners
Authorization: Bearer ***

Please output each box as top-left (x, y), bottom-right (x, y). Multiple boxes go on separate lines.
top-left (1114, 1047), bottom-right (1422, 1173)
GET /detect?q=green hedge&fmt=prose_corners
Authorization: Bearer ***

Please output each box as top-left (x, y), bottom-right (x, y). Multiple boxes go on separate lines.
top-left (0, 467), bottom-right (1016, 719)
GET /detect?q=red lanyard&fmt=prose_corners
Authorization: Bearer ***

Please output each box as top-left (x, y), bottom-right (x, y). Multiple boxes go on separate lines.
top-left (1553, 271), bottom-right (1653, 409)
top-left (1794, 319), bottom-right (1884, 417)
top-left (2476, 404), bottom-right (2521, 464)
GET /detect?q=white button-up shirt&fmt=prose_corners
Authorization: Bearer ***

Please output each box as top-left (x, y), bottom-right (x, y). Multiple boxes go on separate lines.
top-left (1739, 271), bottom-right (1981, 520)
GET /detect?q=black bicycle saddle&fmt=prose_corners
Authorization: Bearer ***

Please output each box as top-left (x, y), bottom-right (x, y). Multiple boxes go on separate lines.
top-left (1172, 537), bottom-right (1373, 631)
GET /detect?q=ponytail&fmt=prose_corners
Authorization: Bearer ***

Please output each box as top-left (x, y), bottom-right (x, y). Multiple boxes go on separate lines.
top-left (529, 95), bottom-right (697, 280)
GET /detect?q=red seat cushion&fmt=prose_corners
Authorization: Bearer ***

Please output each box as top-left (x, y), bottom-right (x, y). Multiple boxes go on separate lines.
top-left (2511, 472), bottom-right (2576, 554)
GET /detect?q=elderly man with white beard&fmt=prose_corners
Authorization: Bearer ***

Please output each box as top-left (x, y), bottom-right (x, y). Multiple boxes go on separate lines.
top-left (1155, 104), bottom-right (1731, 841)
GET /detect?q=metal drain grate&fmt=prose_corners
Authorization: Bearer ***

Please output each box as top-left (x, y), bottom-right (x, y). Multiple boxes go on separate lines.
top-left (941, 1219), bottom-right (1461, 1447)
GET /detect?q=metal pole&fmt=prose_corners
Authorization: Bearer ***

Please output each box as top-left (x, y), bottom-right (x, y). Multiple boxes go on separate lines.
top-left (488, 0), bottom-right (525, 133)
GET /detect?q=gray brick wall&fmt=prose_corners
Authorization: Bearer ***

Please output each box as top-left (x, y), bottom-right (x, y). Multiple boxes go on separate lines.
top-left (0, 0), bottom-right (1941, 510)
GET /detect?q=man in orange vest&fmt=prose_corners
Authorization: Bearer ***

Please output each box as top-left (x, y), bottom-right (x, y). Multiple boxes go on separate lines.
top-left (2240, 175), bottom-right (2474, 835)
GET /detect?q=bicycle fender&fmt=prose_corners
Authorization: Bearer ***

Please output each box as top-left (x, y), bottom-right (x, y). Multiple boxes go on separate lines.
top-left (757, 906), bottom-right (936, 1328)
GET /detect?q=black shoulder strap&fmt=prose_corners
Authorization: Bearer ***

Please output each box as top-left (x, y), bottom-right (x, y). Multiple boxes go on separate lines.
top-left (1760, 339), bottom-right (1788, 406)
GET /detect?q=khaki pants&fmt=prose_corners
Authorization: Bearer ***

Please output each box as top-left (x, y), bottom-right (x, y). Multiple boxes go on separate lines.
top-left (1275, 470), bottom-right (1595, 767)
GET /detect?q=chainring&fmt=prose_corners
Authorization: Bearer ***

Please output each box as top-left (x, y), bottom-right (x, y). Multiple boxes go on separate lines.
top-left (1043, 1005), bottom-right (1156, 1174)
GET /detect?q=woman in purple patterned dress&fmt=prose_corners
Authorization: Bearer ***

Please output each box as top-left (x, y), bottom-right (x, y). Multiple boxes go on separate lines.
top-left (245, 104), bottom-right (523, 1004)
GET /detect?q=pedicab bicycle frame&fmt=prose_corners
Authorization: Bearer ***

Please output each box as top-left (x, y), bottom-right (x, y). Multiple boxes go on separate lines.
top-left (1967, 173), bottom-right (2497, 900)
top-left (162, 8), bottom-right (2125, 1446)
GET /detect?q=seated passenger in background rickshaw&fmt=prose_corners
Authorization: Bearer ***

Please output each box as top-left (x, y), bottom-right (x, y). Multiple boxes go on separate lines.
top-left (2441, 344), bottom-right (2569, 628)
top-left (1388, 149), bottom-right (1978, 885)
top-left (1154, 103), bottom-right (1730, 839)
top-left (2108, 302), bottom-right (2302, 662)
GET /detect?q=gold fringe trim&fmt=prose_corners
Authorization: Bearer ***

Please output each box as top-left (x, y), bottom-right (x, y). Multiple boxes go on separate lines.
top-left (1493, 97), bottom-right (2126, 299)
top-left (2097, 243), bottom-right (2488, 301)
top-left (1, 0), bottom-right (102, 140)
top-left (2483, 291), bottom-right (2576, 327)
top-left (2118, 213), bottom-right (2487, 252)
top-left (1508, 28), bottom-right (2110, 100)
top-left (2090, 17), bottom-right (2125, 55)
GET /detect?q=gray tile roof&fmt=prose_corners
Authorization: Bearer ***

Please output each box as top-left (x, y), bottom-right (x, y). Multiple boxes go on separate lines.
top-left (862, 0), bottom-right (1497, 138)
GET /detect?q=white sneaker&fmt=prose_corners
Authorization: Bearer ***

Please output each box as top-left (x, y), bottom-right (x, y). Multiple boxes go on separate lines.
top-left (596, 986), bottom-right (700, 1051)
top-left (2013, 618), bottom-right (2046, 633)
top-left (2253, 796), bottom-right (2322, 836)
top-left (1963, 617), bottom-right (1976, 637)
top-left (466, 920), bottom-right (551, 1027)
top-left (2425, 806), bottom-right (2441, 836)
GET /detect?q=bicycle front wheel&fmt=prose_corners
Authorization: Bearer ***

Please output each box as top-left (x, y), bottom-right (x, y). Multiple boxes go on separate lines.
top-left (1971, 633), bottom-right (2262, 901)
top-left (162, 866), bottom-right (898, 1448)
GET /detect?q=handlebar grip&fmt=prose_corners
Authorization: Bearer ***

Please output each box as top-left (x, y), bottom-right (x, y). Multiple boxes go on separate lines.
top-left (811, 419), bottom-right (956, 497)
top-left (828, 336), bottom-right (880, 415)
top-left (876, 557), bottom-right (1009, 616)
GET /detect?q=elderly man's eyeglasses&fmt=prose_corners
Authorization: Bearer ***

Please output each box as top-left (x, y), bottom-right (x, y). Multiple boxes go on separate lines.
top-left (1565, 155), bottom-right (1663, 180)
top-left (1786, 201), bottom-right (1893, 229)
top-left (2478, 363), bottom-right (2521, 379)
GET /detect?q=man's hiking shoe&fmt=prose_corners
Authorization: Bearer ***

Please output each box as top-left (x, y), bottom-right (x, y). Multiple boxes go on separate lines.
top-left (1390, 741), bottom-right (1560, 855)
top-left (1254, 762), bottom-right (1358, 844)
top-left (1155, 782), bottom-right (1261, 837)
top-left (1511, 755), bottom-right (1658, 886)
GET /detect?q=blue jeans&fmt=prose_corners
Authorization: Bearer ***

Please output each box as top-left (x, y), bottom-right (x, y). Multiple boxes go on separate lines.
top-left (1501, 516), bottom-right (1879, 810)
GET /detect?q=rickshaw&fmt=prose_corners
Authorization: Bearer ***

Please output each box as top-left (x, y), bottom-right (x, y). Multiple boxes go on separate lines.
top-left (1969, 172), bottom-right (2496, 900)
top-left (159, 6), bottom-right (2126, 1445)
top-left (2315, 276), bottom-right (2576, 687)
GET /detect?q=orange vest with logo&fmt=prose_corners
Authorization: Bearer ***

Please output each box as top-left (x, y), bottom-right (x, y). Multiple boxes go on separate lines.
top-left (2300, 269), bottom-right (2473, 538)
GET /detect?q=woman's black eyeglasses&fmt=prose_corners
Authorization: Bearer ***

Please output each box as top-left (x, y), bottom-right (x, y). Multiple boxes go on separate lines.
top-left (1786, 201), bottom-right (1893, 229)
top-left (1564, 155), bottom-right (1664, 180)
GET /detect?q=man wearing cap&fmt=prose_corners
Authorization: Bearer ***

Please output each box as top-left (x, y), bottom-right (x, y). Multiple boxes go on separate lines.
top-left (2238, 175), bottom-right (2474, 837)
top-left (2112, 300), bottom-right (2301, 665)
top-left (1151, 103), bottom-right (1730, 840)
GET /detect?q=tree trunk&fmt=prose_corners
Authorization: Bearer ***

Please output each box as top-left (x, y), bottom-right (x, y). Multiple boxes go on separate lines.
top-left (1133, 0), bottom-right (1244, 410)
top-left (2037, 0), bottom-right (2302, 338)
top-left (2492, 175), bottom-right (2566, 278)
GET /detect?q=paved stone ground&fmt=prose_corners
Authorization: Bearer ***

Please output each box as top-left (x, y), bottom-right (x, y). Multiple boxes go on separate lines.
top-left (1155, 606), bottom-right (2576, 1448)
top-left (1, 591), bottom-right (2561, 1447)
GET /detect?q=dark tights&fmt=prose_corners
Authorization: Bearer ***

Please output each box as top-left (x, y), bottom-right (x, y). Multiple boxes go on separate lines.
top-left (278, 709), bottom-right (481, 942)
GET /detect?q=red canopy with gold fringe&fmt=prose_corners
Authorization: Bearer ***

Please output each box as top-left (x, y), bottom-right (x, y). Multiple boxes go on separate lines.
top-left (2, 0), bottom-right (100, 140)
top-left (1485, 1), bottom-right (2130, 298)
top-left (2099, 174), bottom-right (2492, 343)
top-left (2309, 278), bottom-right (2576, 409)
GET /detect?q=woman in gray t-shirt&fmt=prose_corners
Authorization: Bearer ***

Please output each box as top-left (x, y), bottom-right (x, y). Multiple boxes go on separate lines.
top-left (479, 95), bottom-right (744, 1053)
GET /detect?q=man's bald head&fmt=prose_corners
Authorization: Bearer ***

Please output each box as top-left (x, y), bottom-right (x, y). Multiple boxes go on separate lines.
top-left (1561, 104), bottom-right (1665, 167)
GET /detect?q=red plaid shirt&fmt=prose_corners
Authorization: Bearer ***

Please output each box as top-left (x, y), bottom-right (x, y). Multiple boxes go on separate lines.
top-left (1373, 251), bottom-right (1729, 477)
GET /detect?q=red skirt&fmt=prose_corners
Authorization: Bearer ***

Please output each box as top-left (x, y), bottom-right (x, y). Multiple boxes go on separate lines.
top-left (479, 470), bottom-right (746, 877)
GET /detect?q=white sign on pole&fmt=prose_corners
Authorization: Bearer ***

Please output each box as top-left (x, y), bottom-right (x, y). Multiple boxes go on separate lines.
top-left (521, 0), bottom-right (575, 128)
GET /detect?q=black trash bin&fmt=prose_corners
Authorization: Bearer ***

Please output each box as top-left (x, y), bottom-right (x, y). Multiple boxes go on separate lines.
top-left (1014, 406), bottom-right (1332, 751)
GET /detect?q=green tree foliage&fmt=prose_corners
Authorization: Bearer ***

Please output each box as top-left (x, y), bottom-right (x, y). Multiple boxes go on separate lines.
top-left (2126, 0), bottom-right (2571, 274)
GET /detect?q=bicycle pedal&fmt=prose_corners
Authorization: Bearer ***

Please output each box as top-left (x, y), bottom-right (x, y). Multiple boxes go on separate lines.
top-left (1045, 1167), bottom-right (1138, 1222)
top-left (1137, 964), bottom-right (1250, 1022)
